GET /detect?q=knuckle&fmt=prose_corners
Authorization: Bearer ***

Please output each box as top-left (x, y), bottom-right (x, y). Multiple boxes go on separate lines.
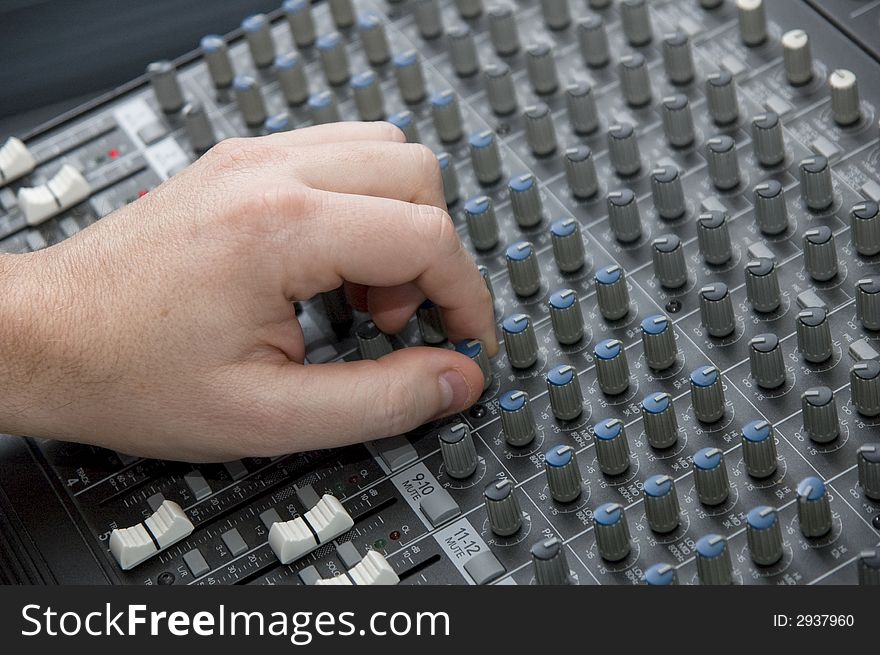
top-left (373, 367), bottom-right (420, 436)
top-left (380, 121), bottom-right (407, 143)
top-left (413, 204), bottom-right (460, 258)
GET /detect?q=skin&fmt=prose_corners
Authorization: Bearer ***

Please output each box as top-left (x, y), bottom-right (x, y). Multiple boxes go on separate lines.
top-left (0, 122), bottom-right (497, 462)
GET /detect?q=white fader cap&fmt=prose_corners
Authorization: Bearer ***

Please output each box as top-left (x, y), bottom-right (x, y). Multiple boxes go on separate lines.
top-left (268, 494), bottom-right (354, 564)
top-left (109, 500), bottom-right (194, 570)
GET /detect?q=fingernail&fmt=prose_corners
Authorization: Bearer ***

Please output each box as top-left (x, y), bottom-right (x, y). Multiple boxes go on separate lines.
top-left (439, 368), bottom-right (472, 414)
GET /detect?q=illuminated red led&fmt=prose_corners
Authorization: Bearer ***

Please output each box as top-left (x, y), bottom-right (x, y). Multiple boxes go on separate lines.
top-left (389, 530), bottom-right (401, 541)
top-left (108, 148), bottom-right (120, 159)
top-left (137, 189), bottom-right (149, 198)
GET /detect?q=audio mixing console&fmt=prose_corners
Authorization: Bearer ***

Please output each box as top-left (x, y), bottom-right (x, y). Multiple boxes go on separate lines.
top-left (1, 0), bottom-right (880, 586)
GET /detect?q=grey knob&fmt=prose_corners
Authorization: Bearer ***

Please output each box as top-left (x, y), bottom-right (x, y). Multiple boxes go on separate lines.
top-left (749, 333), bottom-right (786, 389)
top-left (706, 135), bottom-right (741, 190)
top-left (465, 196), bottom-right (499, 251)
top-left (550, 218), bottom-right (585, 273)
top-left (801, 387), bottom-right (839, 443)
top-left (644, 474), bottom-right (680, 533)
top-left (479, 266), bottom-right (496, 307)
top-left (782, 29), bottom-right (813, 85)
top-left (619, 53), bottom-right (652, 107)
top-left (526, 42), bottom-right (559, 95)
top-left (488, 4), bottom-right (520, 56)
top-left (742, 419), bottom-right (779, 478)
top-left (577, 15), bottom-right (610, 68)
top-left (851, 360), bottom-right (880, 417)
top-left (182, 102), bottom-right (216, 153)
top-left (662, 31), bottom-right (695, 85)
top-left (644, 563), bottom-right (678, 586)
top-left (705, 70), bottom-right (739, 125)
top-left (308, 91), bottom-right (340, 125)
top-left (752, 112), bottom-right (786, 167)
top-left (356, 320), bottom-right (392, 360)
top-left (438, 153), bottom-right (460, 206)
top-left (737, 0), bottom-right (767, 46)
top-left (358, 13), bottom-right (391, 65)
top-left (455, 339), bottom-right (492, 391)
top-left (564, 146), bottom-right (599, 199)
top-left (506, 241), bottom-right (542, 297)
top-left (745, 258), bottom-right (781, 313)
top-left (454, 0), bottom-right (483, 19)
top-left (544, 444), bottom-right (582, 501)
top-left (413, 0), bottom-right (444, 39)
top-left (417, 300), bottom-right (446, 344)
top-left (699, 283), bottom-right (736, 338)
top-left (641, 314), bottom-right (677, 370)
top-left (796, 307), bottom-right (833, 363)
top-left (652, 234), bottom-right (688, 289)
top-left (469, 131), bottom-right (502, 186)
top-left (566, 83), bottom-right (599, 135)
top-left (620, 0), bottom-right (653, 46)
top-left (697, 211), bottom-right (733, 265)
top-left (858, 550), bottom-right (880, 586)
top-left (394, 51), bottom-right (427, 104)
top-left (690, 366), bottom-right (726, 423)
top-left (607, 189), bottom-right (642, 243)
top-left (275, 53), bottom-right (309, 106)
top-left (594, 338), bottom-right (630, 395)
top-left (593, 502), bottom-right (632, 562)
top-left (431, 90), bottom-right (464, 143)
top-left (388, 110), bottom-right (419, 143)
top-left (851, 201), bottom-right (880, 256)
top-left (509, 173), bottom-right (543, 228)
top-left (595, 265), bottom-right (630, 321)
top-left (328, 0), bottom-right (356, 28)
top-left (316, 32), bottom-right (350, 86)
top-left (796, 476), bottom-right (833, 538)
top-left (803, 227), bottom-right (838, 281)
top-left (661, 94), bottom-right (695, 148)
top-left (546, 365), bottom-right (583, 421)
top-left (857, 444), bottom-right (880, 500)
top-left (525, 103), bottom-right (557, 156)
top-left (651, 166), bottom-right (686, 220)
top-left (484, 479), bottom-right (522, 536)
top-left (531, 537), bottom-right (572, 584)
top-left (540, 0), bottom-right (571, 29)
top-left (693, 447), bottom-right (730, 506)
top-left (485, 63), bottom-right (517, 115)
top-left (283, 0), bottom-right (316, 48)
top-left (439, 422), bottom-right (479, 479)
top-left (799, 156), bottom-right (834, 212)
top-left (607, 123), bottom-right (642, 177)
top-left (696, 534), bottom-right (733, 585)
top-left (500, 389), bottom-right (537, 447)
top-left (233, 75), bottom-right (267, 127)
top-left (830, 69), bottom-right (861, 126)
top-left (503, 314), bottom-right (539, 369)
top-left (242, 14), bottom-right (275, 68)
top-left (754, 180), bottom-right (790, 235)
top-left (594, 418), bottom-right (631, 476)
top-left (448, 26), bottom-right (479, 77)
top-left (641, 392), bottom-right (679, 449)
top-left (549, 289), bottom-right (585, 345)
top-left (856, 274), bottom-right (880, 331)
top-left (200, 35), bottom-right (234, 88)
top-left (147, 61), bottom-right (184, 113)
top-left (352, 70), bottom-right (385, 121)
top-left (747, 506), bottom-right (784, 566)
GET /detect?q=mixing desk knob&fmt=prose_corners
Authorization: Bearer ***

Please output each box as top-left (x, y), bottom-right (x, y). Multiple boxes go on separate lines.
top-left (696, 534), bottom-right (733, 585)
top-left (662, 31), bottom-right (695, 85)
top-left (619, 53), bottom-right (652, 107)
top-left (859, 550), bottom-right (880, 586)
top-left (754, 180), bottom-right (790, 235)
top-left (829, 69), bottom-right (861, 126)
top-left (465, 195), bottom-right (499, 251)
top-left (431, 90), bottom-right (464, 143)
top-left (796, 307), bottom-right (833, 363)
top-left (782, 29), bottom-right (813, 85)
top-left (748, 333), bottom-right (786, 389)
top-left (487, 4), bottom-right (520, 56)
top-left (799, 156), bottom-right (834, 212)
top-left (200, 36), bottom-right (234, 88)
top-left (484, 479), bottom-right (523, 536)
top-left (549, 289), bottom-right (585, 345)
top-left (328, 0), bottom-right (356, 28)
top-left (546, 365), bottom-right (583, 421)
top-left (796, 476), bottom-right (833, 538)
top-left (741, 419), bottom-right (778, 478)
top-left (744, 258), bottom-right (781, 313)
top-left (317, 32), bottom-right (350, 86)
top-left (802, 387), bottom-right (839, 443)
top-left (697, 210), bottom-right (733, 265)
top-left (283, 0), bottom-right (316, 48)
top-left (500, 389), bottom-right (537, 447)
top-left (439, 422), bottom-right (478, 479)
top-left (620, 0), bottom-right (653, 46)
top-left (485, 64), bottom-right (517, 116)
top-left (706, 135), bottom-right (741, 190)
top-left (851, 360), bottom-right (880, 417)
top-left (550, 218), bottom-right (585, 273)
top-left (455, 339), bottom-right (492, 391)
top-left (751, 112), bottom-right (786, 167)
top-left (690, 366), bottom-right (726, 423)
top-left (233, 75), bottom-right (267, 127)
top-left (650, 166), bottom-right (685, 220)
top-left (509, 174), bottom-right (543, 228)
top-left (856, 274), bottom-right (880, 331)
top-left (641, 314), bottom-right (677, 370)
top-left (705, 70), bottom-right (740, 126)
top-left (448, 26), bottom-right (479, 77)
top-left (694, 448), bottom-right (731, 506)
top-left (275, 53), bottom-right (309, 106)
top-left (641, 392), bottom-right (679, 449)
top-left (502, 314), bottom-right (539, 368)
top-left (577, 15), bottom-right (610, 68)
top-left (545, 445), bottom-right (582, 502)
top-left (182, 102), bottom-right (216, 153)
top-left (413, 0), bottom-right (443, 39)
top-left (566, 83), bottom-right (599, 135)
top-left (438, 153), bottom-right (460, 206)
top-left (531, 537), bottom-right (572, 584)
top-left (662, 95), bottom-right (695, 148)
top-left (607, 189), bottom-right (642, 243)
top-left (388, 111), bottom-right (419, 143)
top-left (595, 265), bottom-right (630, 321)
top-left (417, 300), bottom-right (446, 344)
top-left (541, 0), bottom-right (571, 30)
top-left (479, 265), bottom-right (495, 305)
top-left (643, 474), bottom-right (681, 533)
top-left (593, 503), bottom-right (632, 562)
top-left (699, 283), bottom-right (736, 338)
top-left (652, 234), bottom-right (688, 289)
top-left (526, 43), bottom-right (559, 95)
top-left (594, 418), bottom-right (631, 476)
top-left (356, 320), bottom-right (392, 360)
top-left (242, 14), bottom-right (275, 68)
top-left (308, 91), bottom-right (340, 125)
top-left (454, 0), bottom-right (483, 19)
top-left (851, 201), bottom-right (880, 256)
top-left (747, 506), bottom-right (784, 566)
top-left (594, 339), bottom-right (630, 395)
top-left (147, 61), bottom-right (184, 113)
top-left (564, 146), bottom-right (599, 199)
top-left (358, 13), bottom-right (391, 66)
top-left (506, 241), bottom-right (543, 297)
top-left (524, 103), bottom-right (558, 157)
top-left (644, 563), bottom-right (678, 585)
top-left (352, 70), bottom-right (385, 121)
top-left (394, 51), bottom-right (427, 104)
top-left (857, 444), bottom-right (880, 500)
top-left (469, 131), bottom-right (502, 186)
top-left (737, 0), bottom-right (767, 46)
top-left (607, 123), bottom-right (642, 177)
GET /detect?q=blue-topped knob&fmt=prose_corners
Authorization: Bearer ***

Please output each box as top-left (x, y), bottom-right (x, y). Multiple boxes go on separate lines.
top-left (465, 195), bottom-right (500, 251)
top-left (233, 74), bottom-right (267, 127)
top-left (357, 12), bottom-right (391, 65)
top-left (544, 445), bottom-right (582, 502)
top-left (242, 14), bottom-right (275, 68)
top-left (746, 505), bottom-right (784, 566)
top-left (393, 50), bottom-right (426, 104)
top-left (741, 419), bottom-right (778, 478)
top-left (641, 314), bottom-right (678, 370)
top-left (351, 70), bottom-right (385, 121)
top-left (200, 35), bottom-right (234, 88)
top-left (693, 447), bottom-right (730, 506)
top-left (283, 0), bottom-right (316, 48)
top-left (275, 52), bottom-right (309, 106)
top-left (264, 112), bottom-right (291, 134)
top-left (506, 241), bottom-right (542, 297)
top-left (641, 392), bottom-right (679, 449)
top-left (696, 534), bottom-right (733, 585)
top-left (469, 130), bottom-right (502, 186)
top-left (455, 339), bottom-right (492, 391)
top-left (509, 173), bottom-right (543, 228)
top-left (550, 218), bottom-right (585, 273)
top-left (549, 289), bottom-right (585, 345)
top-left (500, 389), bottom-right (536, 447)
top-left (593, 502), bottom-right (632, 562)
top-left (644, 562), bottom-right (678, 585)
top-left (593, 418), bottom-right (631, 476)
top-left (438, 152), bottom-right (460, 206)
top-left (388, 110), bottom-right (419, 143)
top-left (546, 365), bottom-right (583, 421)
top-left (796, 476), bottom-right (833, 538)
top-left (308, 91), bottom-right (340, 125)
top-left (431, 89), bottom-right (464, 142)
top-left (595, 264), bottom-right (630, 321)
top-left (644, 474), bottom-right (681, 533)
top-left (689, 365), bottom-right (726, 423)
top-left (594, 338), bottom-right (630, 395)
top-left (502, 314), bottom-right (539, 369)
top-left (316, 32), bottom-right (350, 86)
